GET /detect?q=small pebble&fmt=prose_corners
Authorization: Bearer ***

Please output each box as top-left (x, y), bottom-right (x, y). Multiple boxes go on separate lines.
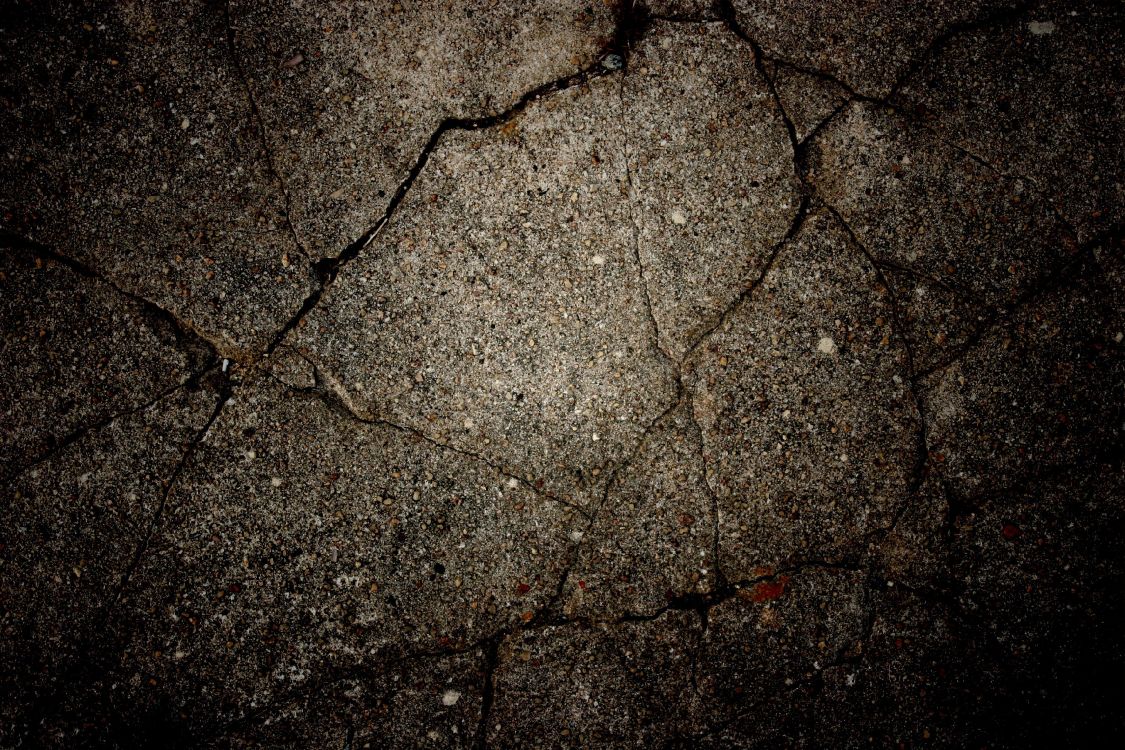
top-left (601, 53), bottom-right (624, 71)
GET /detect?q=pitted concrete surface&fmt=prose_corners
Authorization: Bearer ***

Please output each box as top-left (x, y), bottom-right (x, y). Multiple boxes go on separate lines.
top-left (1, 1), bottom-right (1122, 747)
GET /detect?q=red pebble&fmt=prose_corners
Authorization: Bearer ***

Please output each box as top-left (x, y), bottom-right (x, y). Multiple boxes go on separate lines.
top-left (750, 575), bottom-right (789, 603)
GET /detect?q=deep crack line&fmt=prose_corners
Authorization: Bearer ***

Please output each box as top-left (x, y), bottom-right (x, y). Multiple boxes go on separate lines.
top-left (473, 636), bottom-right (502, 750)
top-left (717, 0), bottom-right (800, 161)
top-left (264, 30), bottom-right (644, 358)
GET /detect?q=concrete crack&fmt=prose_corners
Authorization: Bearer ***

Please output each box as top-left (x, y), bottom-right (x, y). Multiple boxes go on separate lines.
top-left (264, 4), bottom-right (649, 358)
top-left (678, 194), bottom-right (811, 364)
top-left (105, 367), bottom-right (234, 618)
top-left (618, 71), bottom-right (677, 368)
top-left (1, 361), bottom-right (217, 486)
top-left (0, 229), bottom-right (221, 360)
top-left (473, 637), bottom-right (501, 750)
top-left (266, 360), bottom-right (594, 520)
top-left (222, 1), bottom-right (309, 263)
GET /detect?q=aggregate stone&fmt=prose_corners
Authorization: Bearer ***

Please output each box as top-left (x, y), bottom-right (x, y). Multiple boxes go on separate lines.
top-left (0, 0), bottom-right (315, 354)
top-left (227, 0), bottom-right (619, 260)
top-left (218, 651), bottom-right (487, 750)
top-left (806, 100), bottom-right (1077, 373)
top-left (625, 21), bottom-right (800, 359)
top-left (487, 611), bottom-right (704, 748)
top-left (687, 208), bottom-right (920, 576)
top-left (765, 61), bottom-right (849, 143)
top-left (921, 251), bottom-right (1123, 497)
top-left (0, 243), bottom-right (210, 478)
top-left (565, 401), bottom-right (716, 620)
top-left (0, 379), bottom-right (222, 743)
top-left (730, 0), bottom-right (1020, 98)
top-left (895, 0), bottom-right (1124, 240)
top-left (292, 76), bottom-right (678, 501)
top-left (102, 377), bottom-right (578, 730)
top-left (697, 568), bottom-right (869, 720)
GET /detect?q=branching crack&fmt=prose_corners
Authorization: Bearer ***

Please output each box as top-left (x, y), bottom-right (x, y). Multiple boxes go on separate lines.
top-left (263, 5), bottom-right (650, 358)
top-left (821, 204), bottom-right (933, 550)
top-left (104, 367), bottom-right (234, 618)
top-left (1, 360), bottom-right (218, 486)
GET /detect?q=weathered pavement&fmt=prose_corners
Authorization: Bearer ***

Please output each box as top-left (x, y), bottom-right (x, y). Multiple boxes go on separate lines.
top-left (1, 0), bottom-right (1122, 747)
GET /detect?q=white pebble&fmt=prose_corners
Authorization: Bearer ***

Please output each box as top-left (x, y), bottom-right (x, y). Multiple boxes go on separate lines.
top-left (442, 690), bottom-right (461, 706)
top-left (817, 337), bottom-right (837, 355)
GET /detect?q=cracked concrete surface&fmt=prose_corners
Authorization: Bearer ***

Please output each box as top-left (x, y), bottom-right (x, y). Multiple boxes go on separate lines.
top-left (1, 0), bottom-right (1122, 747)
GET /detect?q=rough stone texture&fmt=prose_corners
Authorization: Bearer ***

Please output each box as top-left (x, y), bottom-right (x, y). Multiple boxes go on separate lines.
top-left (626, 21), bottom-right (800, 359)
top-left (687, 209), bottom-right (920, 575)
top-left (0, 243), bottom-right (211, 475)
top-left (896, 0), bottom-right (1124, 240)
top-left (488, 611), bottom-right (703, 747)
top-left (766, 61), bottom-right (849, 143)
top-left (0, 378), bottom-right (222, 742)
top-left (0, 0), bottom-right (315, 354)
top-left (697, 568), bottom-right (870, 719)
top-left (2, 1), bottom-right (1123, 746)
top-left (921, 251), bottom-right (1123, 498)
top-left (645, 0), bottom-right (719, 20)
top-left (292, 77), bottom-right (678, 502)
top-left (219, 651), bottom-right (487, 750)
top-left (565, 401), bottom-right (716, 619)
top-left (730, 0), bottom-right (1020, 98)
top-left (99, 377), bottom-right (578, 734)
top-left (227, 0), bottom-right (619, 260)
top-left (806, 101), bottom-right (1077, 373)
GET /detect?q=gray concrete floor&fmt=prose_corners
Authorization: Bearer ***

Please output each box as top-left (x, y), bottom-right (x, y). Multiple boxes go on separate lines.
top-left (1, 1), bottom-right (1122, 747)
